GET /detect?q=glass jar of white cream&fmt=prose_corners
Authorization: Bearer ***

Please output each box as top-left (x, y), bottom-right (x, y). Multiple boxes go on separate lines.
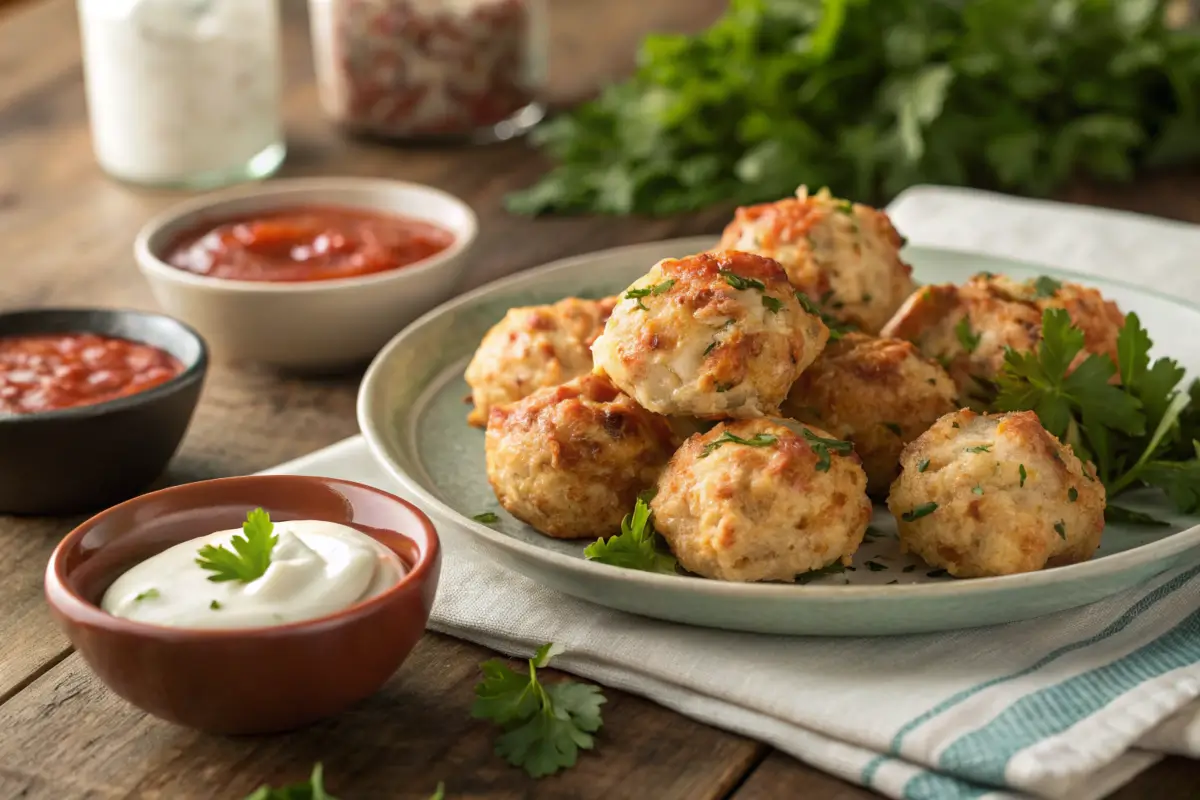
top-left (76, 0), bottom-right (286, 188)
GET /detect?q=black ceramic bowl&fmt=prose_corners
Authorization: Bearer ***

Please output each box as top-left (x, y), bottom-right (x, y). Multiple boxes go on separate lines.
top-left (0, 309), bottom-right (207, 515)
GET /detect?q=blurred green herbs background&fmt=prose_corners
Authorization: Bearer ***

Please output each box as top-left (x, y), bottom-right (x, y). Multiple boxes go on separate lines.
top-left (508, 0), bottom-right (1200, 216)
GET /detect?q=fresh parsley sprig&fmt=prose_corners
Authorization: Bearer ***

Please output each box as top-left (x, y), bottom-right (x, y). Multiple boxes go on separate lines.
top-left (196, 508), bottom-right (279, 583)
top-left (506, 0), bottom-right (1200, 216)
top-left (583, 496), bottom-right (678, 574)
top-left (472, 643), bottom-right (606, 778)
top-left (994, 309), bottom-right (1200, 512)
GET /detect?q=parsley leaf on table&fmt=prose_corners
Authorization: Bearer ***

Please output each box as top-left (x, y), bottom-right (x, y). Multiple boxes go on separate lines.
top-left (584, 497), bottom-right (678, 574)
top-left (243, 764), bottom-right (336, 800)
top-left (472, 643), bottom-right (606, 778)
top-left (196, 508), bottom-right (278, 583)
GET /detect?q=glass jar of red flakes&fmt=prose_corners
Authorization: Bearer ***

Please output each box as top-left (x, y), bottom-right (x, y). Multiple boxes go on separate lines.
top-left (308, 0), bottom-right (546, 141)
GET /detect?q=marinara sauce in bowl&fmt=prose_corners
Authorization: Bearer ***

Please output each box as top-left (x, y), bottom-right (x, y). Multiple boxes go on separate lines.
top-left (135, 178), bottom-right (478, 371)
top-left (0, 308), bottom-right (207, 515)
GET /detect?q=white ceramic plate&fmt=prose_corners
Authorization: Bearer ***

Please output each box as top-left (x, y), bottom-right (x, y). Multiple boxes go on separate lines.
top-left (357, 237), bottom-right (1200, 635)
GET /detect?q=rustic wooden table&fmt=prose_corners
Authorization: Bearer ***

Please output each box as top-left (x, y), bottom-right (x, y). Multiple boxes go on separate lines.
top-left (2, 1), bottom-right (1199, 798)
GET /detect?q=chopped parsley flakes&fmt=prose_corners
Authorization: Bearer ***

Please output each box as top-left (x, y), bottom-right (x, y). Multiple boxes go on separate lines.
top-left (901, 502), bottom-right (938, 522)
top-left (700, 431), bottom-right (777, 458)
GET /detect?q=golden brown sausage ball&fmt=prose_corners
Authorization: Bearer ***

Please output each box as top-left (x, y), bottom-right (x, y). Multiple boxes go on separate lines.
top-left (781, 332), bottom-right (958, 496)
top-left (650, 418), bottom-right (871, 582)
top-left (717, 186), bottom-right (916, 334)
top-left (880, 273), bottom-right (1124, 401)
top-left (887, 409), bottom-right (1105, 578)
top-left (591, 251), bottom-right (828, 419)
top-left (465, 296), bottom-right (616, 427)
top-left (485, 374), bottom-right (679, 540)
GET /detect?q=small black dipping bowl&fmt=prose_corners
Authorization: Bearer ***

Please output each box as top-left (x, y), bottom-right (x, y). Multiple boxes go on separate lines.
top-left (0, 309), bottom-right (208, 515)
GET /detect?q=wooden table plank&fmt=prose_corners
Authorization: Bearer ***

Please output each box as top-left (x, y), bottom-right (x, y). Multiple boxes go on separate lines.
top-left (1, 1), bottom-right (1198, 798)
top-left (0, 637), bottom-right (761, 800)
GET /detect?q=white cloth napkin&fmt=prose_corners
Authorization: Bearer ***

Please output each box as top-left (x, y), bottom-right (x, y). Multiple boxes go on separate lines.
top-left (267, 186), bottom-right (1200, 800)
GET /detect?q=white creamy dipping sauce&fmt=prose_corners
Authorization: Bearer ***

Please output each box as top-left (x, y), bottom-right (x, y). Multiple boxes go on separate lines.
top-left (102, 520), bottom-right (406, 630)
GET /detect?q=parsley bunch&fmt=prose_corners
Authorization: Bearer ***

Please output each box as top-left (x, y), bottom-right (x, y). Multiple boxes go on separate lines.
top-left (584, 496), bottom-right (678, 574)
top-left (994, 309), bottom-right (1200, 513)
top-left (507, 0), bottom-right (1200, 216)
top-left (472, 643), bottom-right (606, 778)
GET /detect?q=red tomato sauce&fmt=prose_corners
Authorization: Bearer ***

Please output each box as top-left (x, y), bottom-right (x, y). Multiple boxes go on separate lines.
top-left (164, 206), bottom-right (456, 282)
top-left (0, 334), bottom-right (183, 415)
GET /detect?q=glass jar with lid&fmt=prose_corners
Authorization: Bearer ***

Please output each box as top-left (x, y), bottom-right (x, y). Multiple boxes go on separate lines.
top-left (76, 0), bottom-right (286, 188)
top-left (308, 0), bottom-right (547, 142)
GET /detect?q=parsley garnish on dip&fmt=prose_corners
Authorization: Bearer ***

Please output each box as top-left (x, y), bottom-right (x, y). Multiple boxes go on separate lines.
top-left (101, 509), bottom-right (405, 629)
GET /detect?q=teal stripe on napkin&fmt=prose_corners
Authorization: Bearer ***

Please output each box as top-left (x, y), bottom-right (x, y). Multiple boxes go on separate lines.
top-left (935, 604), bottom-right (1200, 786)
top-left (862, 564), bottom-right (1200, 788)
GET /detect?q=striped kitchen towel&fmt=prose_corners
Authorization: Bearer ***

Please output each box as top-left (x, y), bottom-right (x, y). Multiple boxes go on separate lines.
top-left (271, 187), bottom-right (1200, 799)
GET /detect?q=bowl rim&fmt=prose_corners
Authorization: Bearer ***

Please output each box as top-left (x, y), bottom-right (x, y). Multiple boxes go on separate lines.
top-left (133, 177), bottom-right (479, 294)
top-left (44, 474), bottom-right (440, 640)
top-left (0, 306), bottom-right (209, 426)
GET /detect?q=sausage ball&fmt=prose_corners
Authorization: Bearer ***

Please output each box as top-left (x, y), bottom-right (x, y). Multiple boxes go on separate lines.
top-left (781, 332), bottom-right (958, 496)
top-left (881, 273), bottom-right (1124, 401)
top-left (651, 418), bottom-right (871, 582)
top-left (717, 185), bottom-right (916, 334)
top-left (887, 409), bottom-right (1105, 579)
top-left (591, 251), bottom-right (828, 419)
top-left (485, 374), bottom-right (679, 539)
top-left (465, 296), bottom-right (616, 427)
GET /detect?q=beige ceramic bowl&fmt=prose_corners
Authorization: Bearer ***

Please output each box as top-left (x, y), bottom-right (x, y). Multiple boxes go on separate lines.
top-left (134, 177), bottom-right (477, 371)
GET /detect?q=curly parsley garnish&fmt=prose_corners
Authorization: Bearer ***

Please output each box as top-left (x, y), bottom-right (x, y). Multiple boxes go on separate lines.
top-left (955, 316), bottom-right (982, 353)
top-left (901, 502), bottom-right (938, 522)
top-left (994, 309), bottom-right (1200, 513)
top-left (196, 508), bottom-right (277, 584)
top-left (719, 269), bottom-right (765, 292)
top-left (700, 430), bottom-right (778, 458)
top-left (624, 279), bottom-right (675, 310)
top-left (584, 497), bottom-right (677, 574)
top-left (800, 428), bottom-right (853, 472)
top-left (472, 642), bottom-right (606, 778)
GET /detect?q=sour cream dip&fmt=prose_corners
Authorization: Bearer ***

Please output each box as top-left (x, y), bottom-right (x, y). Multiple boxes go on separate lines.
top-left (102, 520), bottom-right (405, 629)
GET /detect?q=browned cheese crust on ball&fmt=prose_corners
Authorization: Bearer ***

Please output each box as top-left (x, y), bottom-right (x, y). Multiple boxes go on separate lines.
top-left (591, 250), bottom-right (828, 419)
top-left (782, 332), bottom-right (958, 496)
top-left (485, 374), bottom-right (679, 539)
top-left (887, 409), bottom-right (1106, 578)
top-left (880, 273), bottom-right (1124, 400)
top-left (465, 296), bottom-right (617, 427)
top-left (717, 186), bottom-right (916, 334)
top-left (650, 418), bottom-right (871, 582)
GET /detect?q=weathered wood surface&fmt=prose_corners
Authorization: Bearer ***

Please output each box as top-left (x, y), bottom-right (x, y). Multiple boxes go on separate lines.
top-left (0, 0), bottom-right (1196, 797)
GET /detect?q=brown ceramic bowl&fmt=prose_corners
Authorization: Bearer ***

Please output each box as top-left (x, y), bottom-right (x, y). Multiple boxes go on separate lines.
top-left (44, 475), bottom-right (440, 735)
